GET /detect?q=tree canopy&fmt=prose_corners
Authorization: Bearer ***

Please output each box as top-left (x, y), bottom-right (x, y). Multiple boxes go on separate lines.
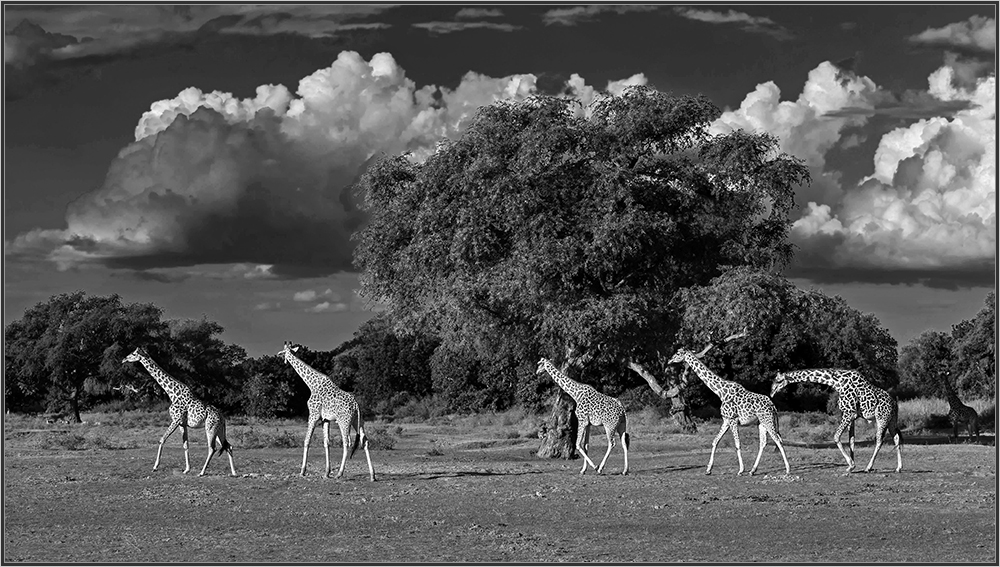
top-left (355, 88), bottom-right (810, 368)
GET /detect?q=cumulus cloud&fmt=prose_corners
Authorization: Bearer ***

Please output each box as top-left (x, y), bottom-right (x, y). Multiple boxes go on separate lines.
top-left (6, 51), bottom-right (649, 278)
top-left (541, 5), bottom-right (658, 26)
top-left (673, 7), bottom-right (793, 40)
top-left (712, 48), bottom-right (995, 287)
top-left (790, 69), bottom-right (995, 286)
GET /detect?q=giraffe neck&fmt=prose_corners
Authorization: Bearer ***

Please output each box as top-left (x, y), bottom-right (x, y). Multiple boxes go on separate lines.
top-left (682, 354), bottom-right (735, 401)
top-left (943, 383), bottom-right (964, 407)
top-left (782, 370), bottom-right (843, 392)
top-left (542, 360), bottom-right (588, 401)
top-left (137, 355), bottom-right (187, 402)
top-left (285, 351), bottom-right (338, 393)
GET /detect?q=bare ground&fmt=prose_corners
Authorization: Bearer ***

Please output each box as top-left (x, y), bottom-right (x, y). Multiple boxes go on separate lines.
top-left (3, 420), bottom-right (996, 563)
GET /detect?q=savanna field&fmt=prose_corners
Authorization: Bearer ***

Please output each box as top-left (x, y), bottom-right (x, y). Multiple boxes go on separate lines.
top-left (4, 402), bottom-right (995, 564)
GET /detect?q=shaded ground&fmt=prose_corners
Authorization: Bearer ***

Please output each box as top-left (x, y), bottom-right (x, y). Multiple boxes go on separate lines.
top-left (4, 420), bottom-right (996, 563)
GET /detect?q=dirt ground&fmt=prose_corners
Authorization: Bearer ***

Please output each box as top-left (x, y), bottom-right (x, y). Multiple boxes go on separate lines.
top-left (4, 421), bottom-right (996, 563)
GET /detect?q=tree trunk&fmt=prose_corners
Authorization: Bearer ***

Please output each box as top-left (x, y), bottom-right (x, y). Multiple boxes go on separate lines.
top-left (69, 388), bottom-right (82, 424)
top-left (536, 389), bottom-right (578, 459)
top-left (536, 348), bottom-right (590, 460)
top-left (627, 361), bottom-right (697, 433)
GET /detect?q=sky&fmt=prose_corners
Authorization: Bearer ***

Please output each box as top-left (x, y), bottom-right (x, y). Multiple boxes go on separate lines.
top-left (3, 3), bottom-right (996, 357)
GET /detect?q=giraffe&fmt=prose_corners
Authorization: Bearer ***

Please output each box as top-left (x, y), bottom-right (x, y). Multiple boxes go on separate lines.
top-left (668, 348), bottom-right (790, 476)
top-left (122, 347), bottom-right (236, 476)
top-left (941, 373), bottom-right (980, 443)
top-left (771, 369), bottom-right (902, 473)
top-left (537, 357), bottom-right (630, 475)
top-left (279, 342), bottom-right (375, 481)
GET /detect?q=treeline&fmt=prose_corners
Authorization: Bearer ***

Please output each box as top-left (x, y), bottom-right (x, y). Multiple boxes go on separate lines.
top-left (4, 285), bottom-right (994, 423)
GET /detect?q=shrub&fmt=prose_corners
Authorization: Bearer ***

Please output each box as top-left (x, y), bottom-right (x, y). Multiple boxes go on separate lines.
top-left (365, 425), bottom-right (402, 450)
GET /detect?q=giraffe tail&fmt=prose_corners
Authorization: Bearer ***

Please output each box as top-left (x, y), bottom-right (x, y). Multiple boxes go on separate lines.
top-left (622, 409), bottom-right (631, 450)
top-left (348, 404), bottom-right (361, 460)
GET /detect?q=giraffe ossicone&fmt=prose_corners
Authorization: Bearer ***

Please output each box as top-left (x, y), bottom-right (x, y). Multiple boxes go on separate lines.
top-left (280, 341), bottom-right (376, 482)
top-left (668, 348), bottom-right (790, 476)
top-left (122, 347), bottom-right (237, 477)
top-left (771, 368), bottom-right (902, 473)
top-left (537, 357), bottom-right (630, 475)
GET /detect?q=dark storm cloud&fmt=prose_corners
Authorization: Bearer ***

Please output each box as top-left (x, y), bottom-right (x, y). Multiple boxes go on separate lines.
top-left (541, 5), bottom-right (659, 26)
top-left (785, 262), bottom-right (996, 291)
top-left (411, 21), bottom-right (523, 35)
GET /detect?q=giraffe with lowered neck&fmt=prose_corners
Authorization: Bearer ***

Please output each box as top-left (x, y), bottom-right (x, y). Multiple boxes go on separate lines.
top-left (668, 348), bottom-right (790, 476)
top-left (942, 373), bottom-right (980, 443)
top-left (280, 342), bottom-right (375, 481)
top-left (537, 357), bottom-right (630, 475)
top-left (771, 368), bottom-right (902, 473)
top-left (122, 347), bottom-right (236, 476)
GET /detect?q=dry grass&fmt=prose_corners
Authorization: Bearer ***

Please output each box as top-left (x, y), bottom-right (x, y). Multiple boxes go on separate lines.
top-left (898, 397), bottom-right (995, 433)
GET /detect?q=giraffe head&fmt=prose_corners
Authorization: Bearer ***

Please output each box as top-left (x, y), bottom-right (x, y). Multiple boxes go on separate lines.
top-left (771, 372), bottom-right (790, 397)
top-left (667, 348), bottom-right (693, 365)
top-left (536, 358), bottom-right (553, 375)
top-left (278, 341), bottom-right (302, 363)
top-left (122, 347), bottom-right (147, 365)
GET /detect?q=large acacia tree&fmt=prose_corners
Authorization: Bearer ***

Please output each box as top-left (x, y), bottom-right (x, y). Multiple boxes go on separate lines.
top-left (354, 88), bottom-right (809, 457)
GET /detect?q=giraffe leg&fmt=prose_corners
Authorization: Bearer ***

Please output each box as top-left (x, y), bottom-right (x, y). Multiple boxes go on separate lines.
top-left (596, 425), bottom-right (616, 474)
top-left (300, 419), bottom-right (319, 476)
top-left (892, 427), bottom-right (902, 473)
top-left (153, 419), bottom-right (181, 472)
top-left (864, 422), bottom-right (887, 472)
top-left (848, 420), bottom-right (856, 462)
top-left (358, 424), bottom-right (376, 482)
top-left (619, 423), bottom-right (630, 476)
top-left (706, 419), bottom-right (730, 475)
top-left (199, 426), bottom-right (216, 477)
top-left (576, 424), bottom-right (597, 475)
top-left (952, 419), bottom-right (959, 443)
top-left (181, 425), bottom-right (191, 474)
top-left (731, 421), bottom-right (745, 475)
top-left (322, 421), bottom-right (333, 478)
top-left (833, 415), bottom-right (855, 474)
top-left (334, 422), bottom-right (350, 479)
top-left (768, 426), bottom-right (791, 475)
top-left (749, 422), bottom-right (767, 476)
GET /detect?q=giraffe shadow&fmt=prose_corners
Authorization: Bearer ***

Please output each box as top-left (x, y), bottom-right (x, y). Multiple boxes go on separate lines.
top-left (632, 464), bottom-right (705, 475)
top-left (387, 469), bottom-right (549, 481)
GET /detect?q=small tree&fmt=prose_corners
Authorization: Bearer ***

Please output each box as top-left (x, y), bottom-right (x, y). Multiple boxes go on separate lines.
top-left (951, 291), bottom-right (995, 398)
top-left (355, 89), bottom-right (809, 457)
top-left (4, 292), bottom-right (169, 421)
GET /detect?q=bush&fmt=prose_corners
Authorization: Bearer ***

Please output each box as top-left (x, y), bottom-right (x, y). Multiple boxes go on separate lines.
top-left (365, 425), bottom-right (403, 450)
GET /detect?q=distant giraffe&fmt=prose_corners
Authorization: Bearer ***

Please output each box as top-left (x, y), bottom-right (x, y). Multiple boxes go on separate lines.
top-left (122, 347), bottom-right (236, 476)
top-left (537, 358), bottom-right (630, 475)
top-left (772, 369), bottom-right (901, 473)
top-left (280, 342), bottom-right (375, 481)
top-left (668, 349), bottom-right (790, 476)
top-left (942, 374), bottom-right (980, 443)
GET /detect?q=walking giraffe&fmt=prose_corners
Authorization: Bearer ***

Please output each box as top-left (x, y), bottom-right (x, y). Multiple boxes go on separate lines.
top-left (537, 358), bottom-right (630, 475)
top-left (122, 347), bottom-right (236, 476)
top-left (279, 342), bottom-right (375, 481)
top-left (941, 373), bottom-right (980, 443)
top-left (771, 369), bottom-right (902, 473)
top-left (668, 348), bottom-right (790, 476)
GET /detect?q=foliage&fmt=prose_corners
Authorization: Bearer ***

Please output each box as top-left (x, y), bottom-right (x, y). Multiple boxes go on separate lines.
top-left (355, 88), bottom-right (809, 403)
top-left (897, 330), bottom-right (954, 399)
top-left (4, 292), bottom-right (169, 421)
top-left (669, 268), bottom-right (898, 411)
top-left (950, 291), bottom-right (995, 398)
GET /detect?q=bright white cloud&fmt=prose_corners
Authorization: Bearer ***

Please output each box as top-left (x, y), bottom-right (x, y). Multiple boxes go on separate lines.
top-left (7, 51), bottom-right (646, 277)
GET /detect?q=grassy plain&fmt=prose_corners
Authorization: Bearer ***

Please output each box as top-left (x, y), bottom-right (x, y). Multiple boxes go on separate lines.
top-left (3, 406), bottom-right (996, 563)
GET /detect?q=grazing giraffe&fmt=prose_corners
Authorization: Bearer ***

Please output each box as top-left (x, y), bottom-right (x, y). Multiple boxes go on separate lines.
top-left (668, 349), bottom-right (790, 476)
top-left (537, 358), bottom-right (630, 475)
top-left (942, 374), bottom-right (980, 443)
top-left (771, 369), bottom-right (902, 473)
top-left (279, 342), bottom-right (375, 481)
top-left (122, 347), bottom-right (236, 476)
